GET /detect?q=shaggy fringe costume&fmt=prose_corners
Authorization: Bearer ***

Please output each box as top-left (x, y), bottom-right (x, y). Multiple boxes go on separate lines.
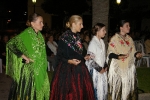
top-left (86, 36), bottom-right (107, 100)
top-left (107, 33), bottom-right (138, 100)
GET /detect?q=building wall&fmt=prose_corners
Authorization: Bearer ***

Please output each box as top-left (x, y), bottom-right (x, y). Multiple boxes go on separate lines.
top-left (28, 0), bottom-right (51, 28)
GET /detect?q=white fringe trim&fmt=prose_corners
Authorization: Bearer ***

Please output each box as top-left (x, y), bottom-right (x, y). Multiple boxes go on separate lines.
top-left (108, 59), bottom-right (136, 100)
top-left (93, 69), bottom-right (108, 100)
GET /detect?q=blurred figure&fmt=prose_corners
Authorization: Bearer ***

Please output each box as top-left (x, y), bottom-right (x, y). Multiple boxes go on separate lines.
top-left (82, 33), bottom-right (90, 50)
top-left (145, 36), bottom-right (150, 54)
top-left (0, 35), bottom-right (9, 69)
top-left (47, 34), bottom-right (58, 55)
top-left (42, 34), bottom-right (55, 71)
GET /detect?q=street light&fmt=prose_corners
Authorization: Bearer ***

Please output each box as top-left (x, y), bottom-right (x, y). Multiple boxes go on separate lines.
top-left (32, 0), bottom-right (36, 13)
top-left (116, 0), bottom-right (121, 5)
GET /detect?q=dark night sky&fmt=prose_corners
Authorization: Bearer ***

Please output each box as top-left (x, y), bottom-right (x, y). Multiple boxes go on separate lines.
top-left (1, 0), bottom-right (150, 22)
top-left (0, 0), bottom-right (150, 30)
top-left (0, 0), bottom-right (28, 21)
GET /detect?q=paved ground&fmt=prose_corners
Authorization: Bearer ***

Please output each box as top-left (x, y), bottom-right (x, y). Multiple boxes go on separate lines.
top-left (139, 93), bottom-right (150, 100)
top-left (0, 71), bottom-right (12, 100)
top-left (0, 70), bottom-right (150, 100)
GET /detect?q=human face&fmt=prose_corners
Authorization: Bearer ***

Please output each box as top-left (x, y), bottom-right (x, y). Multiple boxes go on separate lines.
top-left (49, 36), bottom-right (53, 42)
top-left (85, 35), bottom-right (90, 42)
top-left (3, 35), bottom-right (8, 43)
top-left (120, 22), bottom-right (130, 35)
top-left (73, 19), bottom-right (83, 33)
top-left (97, 26), bottom-right (106, 39)
top-left (31, 16), bottom-right (44, 32)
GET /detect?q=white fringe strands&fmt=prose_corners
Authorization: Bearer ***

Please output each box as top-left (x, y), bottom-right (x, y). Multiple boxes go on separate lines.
top-left (108, 59), bottom-right (136, 100)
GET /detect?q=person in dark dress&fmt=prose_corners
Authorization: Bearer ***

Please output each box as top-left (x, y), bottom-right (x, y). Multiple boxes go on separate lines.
top-left (42, 34), bottom-right (55, 71)
top-left (0, 35), bottom-right (9, 69)
top-left (50, 15), bottom-right (95, 100)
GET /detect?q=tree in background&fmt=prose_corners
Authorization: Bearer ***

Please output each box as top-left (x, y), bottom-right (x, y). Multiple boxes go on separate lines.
top-left (92, 0), bottom-right (109, 47)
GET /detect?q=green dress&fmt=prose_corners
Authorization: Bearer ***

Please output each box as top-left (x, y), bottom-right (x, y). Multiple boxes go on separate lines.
top-left (6, 27), bottom-right (50, 100)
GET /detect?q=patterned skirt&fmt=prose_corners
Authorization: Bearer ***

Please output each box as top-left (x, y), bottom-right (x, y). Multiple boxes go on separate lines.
top-left (50, 61), bottom-right (95, 100)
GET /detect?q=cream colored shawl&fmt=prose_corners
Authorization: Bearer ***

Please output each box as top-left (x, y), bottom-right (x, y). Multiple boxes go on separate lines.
top-left (107, 33), bottom-right (136, 100)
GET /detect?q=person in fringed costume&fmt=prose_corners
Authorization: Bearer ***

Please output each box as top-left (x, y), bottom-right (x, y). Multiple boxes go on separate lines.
top-left (85, 23), bottom-right (108, 100)
top-left (6, 13), bottom-right (50, 100)
top-left (50, 15), bottom-right (95, 100)
top-left (107, 20), bottom-right (142, 100)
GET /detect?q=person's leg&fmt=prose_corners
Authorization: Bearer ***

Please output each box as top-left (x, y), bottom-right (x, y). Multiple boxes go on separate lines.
top-left (47, 56), bottom-right (55, 71)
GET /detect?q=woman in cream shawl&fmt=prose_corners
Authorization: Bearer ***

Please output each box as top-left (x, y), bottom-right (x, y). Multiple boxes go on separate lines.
top-left (107, 20), bottom-right (142, 100)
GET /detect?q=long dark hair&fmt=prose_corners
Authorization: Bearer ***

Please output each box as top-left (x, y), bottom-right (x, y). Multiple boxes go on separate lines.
top-left (116, 20), bottom-right (129, 32)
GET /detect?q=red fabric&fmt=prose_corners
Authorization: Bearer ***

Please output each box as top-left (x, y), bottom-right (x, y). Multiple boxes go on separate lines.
top-left (50, 62), bottom-right (95, 100)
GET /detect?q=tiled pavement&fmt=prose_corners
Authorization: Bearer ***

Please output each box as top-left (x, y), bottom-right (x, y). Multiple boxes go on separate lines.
top-left (0, 70), bottom-right (150, 100)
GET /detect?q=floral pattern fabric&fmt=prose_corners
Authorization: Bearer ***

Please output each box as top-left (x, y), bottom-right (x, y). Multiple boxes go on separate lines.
top-left (61, 30), bottom-right (83, 54)
top-left (107, 33), bottom-right (137, 100)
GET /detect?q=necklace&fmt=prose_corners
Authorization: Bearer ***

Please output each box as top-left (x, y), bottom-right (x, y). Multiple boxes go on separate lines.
top-left (119, 33), bottom-right (126, 40)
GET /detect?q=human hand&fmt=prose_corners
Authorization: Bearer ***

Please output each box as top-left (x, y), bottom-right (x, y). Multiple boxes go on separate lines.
top-left (104, 67), bottom-right (108, 72)
top-left (21, 54), bottom-right (34, 64)
top-left (51, 54), bottom-right (54, 57)
top-left (100, 68), bottom-right (105, 74)
top-left (118, 54), bottom-right (128, 60)
top-left (84, 54), bottom-right (91, 60)
top-left (68, 59), bottom-right (81, 65)
top-left (136, 52), bottom-right (142, 59)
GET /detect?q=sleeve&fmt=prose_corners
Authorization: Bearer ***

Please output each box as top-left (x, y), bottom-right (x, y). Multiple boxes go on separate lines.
top-left (6, 37), bottom-right (23, 57)
top-left (109, 53), bottom-right (119, 59)
top-left (107, 36), bottom-right (119, 63)
top-left (82, 44), bottom-right (87, 57)
top-left (94, 66), bottom-right (102, 72)
top-left (86, 41), bottom-right (103, 72)
top-left (55, 40), bottom-right (69, 67)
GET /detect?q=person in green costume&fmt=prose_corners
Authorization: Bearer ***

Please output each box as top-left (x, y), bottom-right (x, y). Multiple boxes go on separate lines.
top-left (6, 13), bottom-right (50, 100)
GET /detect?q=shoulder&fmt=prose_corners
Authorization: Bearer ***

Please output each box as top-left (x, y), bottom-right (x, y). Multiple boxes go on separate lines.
top-left (53, 41), bottom-right (57, 44)
top-left (109, 33), bottom-right (118, 42)
top-left (58, 39), bottom-right (66, 46)
top-left (88, 38), bottom-right (97, 49)
top-left (47, 41), bottom-right (51, 45)
top-left (126, 34), bottom-right (134, 43)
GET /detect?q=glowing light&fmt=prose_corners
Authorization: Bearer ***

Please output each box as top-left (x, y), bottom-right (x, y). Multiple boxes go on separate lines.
top-left (32, 0), bottom-right (36, 3)
top-left (116, 0), bottom-right (121, 5)
top-left (8, 19), bottom-right (11, 22)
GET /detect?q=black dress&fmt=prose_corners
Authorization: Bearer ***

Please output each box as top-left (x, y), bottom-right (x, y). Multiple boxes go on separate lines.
top-left (50, 30), bottom-right (95, 100)
top-left (0, 41), bottom-right (6, 63)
